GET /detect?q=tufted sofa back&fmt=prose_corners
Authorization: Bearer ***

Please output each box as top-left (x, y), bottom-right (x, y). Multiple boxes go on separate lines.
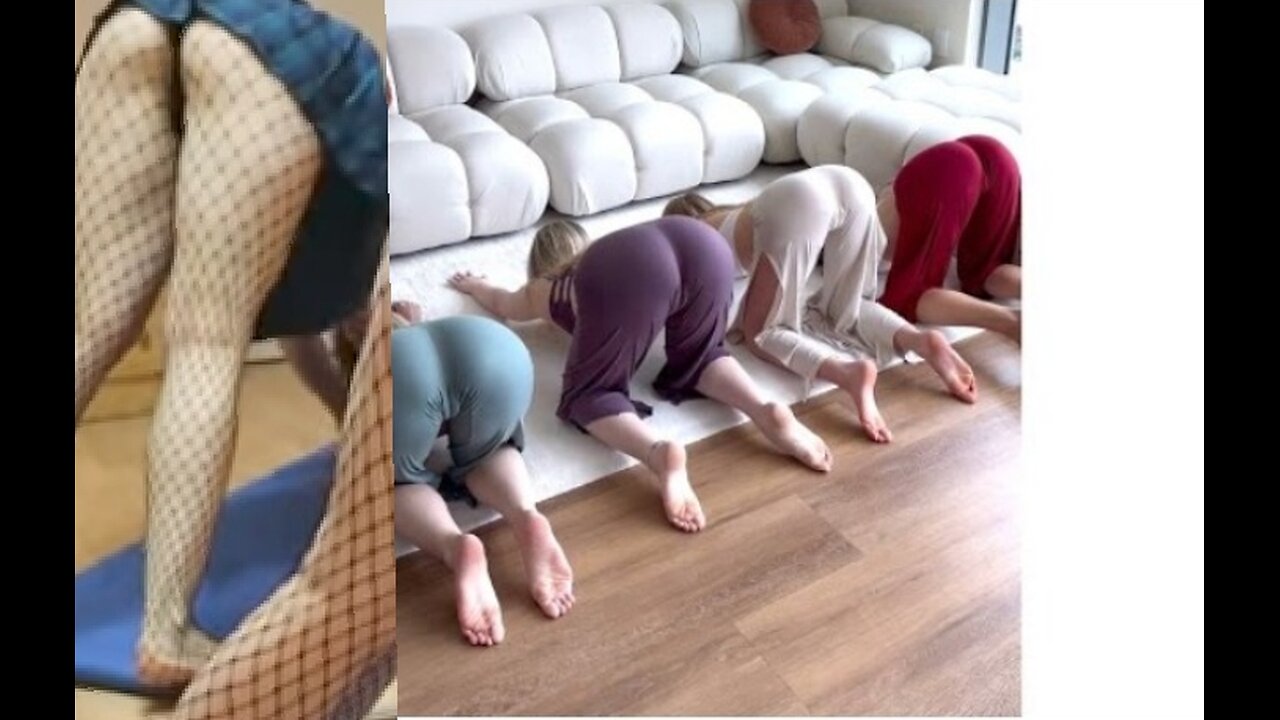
top-left (461, 3), bottom-right (686, 102)
top-left (387, 25), bottom-right (477, 118)
top-left (667, 0), bottom-right (848, 67)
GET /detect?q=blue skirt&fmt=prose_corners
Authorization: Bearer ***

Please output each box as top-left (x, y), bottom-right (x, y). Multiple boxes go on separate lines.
top-left (78, 0), bottom-right (388, 340)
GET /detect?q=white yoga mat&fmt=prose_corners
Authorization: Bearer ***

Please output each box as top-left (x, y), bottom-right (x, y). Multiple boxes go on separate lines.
top-left (389, 165), bottom-right (983, 537)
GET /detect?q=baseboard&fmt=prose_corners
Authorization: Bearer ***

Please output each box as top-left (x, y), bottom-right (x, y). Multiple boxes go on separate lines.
top-left (246, 340), bottom-right (285, 363)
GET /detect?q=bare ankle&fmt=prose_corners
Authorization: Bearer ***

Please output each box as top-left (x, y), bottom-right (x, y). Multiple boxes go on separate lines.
top-left (836, 358), bottom-right (875, 390)
top-left (509, 507), bottom-right (543, 533)
top-left (645, 440), bottom-right (686, 479)
top-left (442, 533), bottom-right (478, 570)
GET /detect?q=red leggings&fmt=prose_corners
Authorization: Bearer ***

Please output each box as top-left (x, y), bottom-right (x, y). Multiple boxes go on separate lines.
top-left (879, 135), bottom-right (1021, 323)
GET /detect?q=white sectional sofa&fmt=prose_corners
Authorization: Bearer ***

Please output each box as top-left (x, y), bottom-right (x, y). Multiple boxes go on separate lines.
top-left (386, 26), bottom-right (549, 255)
top-left (797, 65), bottom-right (1022, 191)
top-left (669, 0), bottom-right (1019, 189)
top-left (465, 4), bottom-right (766, 217)
top-left (385, 0), bottom-right (1023, 256)
top-left (670, 0), bottom-right (917, 163)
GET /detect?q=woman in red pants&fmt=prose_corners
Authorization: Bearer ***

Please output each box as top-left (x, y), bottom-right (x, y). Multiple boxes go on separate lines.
top-left (878, 135), bottom-right (1022, 343)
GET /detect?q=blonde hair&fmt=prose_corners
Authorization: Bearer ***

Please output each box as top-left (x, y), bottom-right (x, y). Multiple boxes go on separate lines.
top-left (663, 192), bottom-right (741, 220)
top-left (528, 220), bottom-right (590, 279)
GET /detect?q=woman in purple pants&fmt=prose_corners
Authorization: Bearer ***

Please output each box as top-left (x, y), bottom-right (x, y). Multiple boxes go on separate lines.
top-left (451, 217), bottom-right (832, 533)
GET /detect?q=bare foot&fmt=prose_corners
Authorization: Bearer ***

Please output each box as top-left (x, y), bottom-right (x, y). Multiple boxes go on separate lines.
top-left (919, 330), bottom-right (978, 403)
top-left (755, 402), bottom-right (833, 472)
top-left (646, 441), bottom-right (706, 533)
top-left (136, 625), bottom-right (219, 689)
top-left (451, 534), bottom-right (505, 647)
top-left (513, 510), bottom-right (575, 619)
top-left (845, 359), bottom-right (892, 443)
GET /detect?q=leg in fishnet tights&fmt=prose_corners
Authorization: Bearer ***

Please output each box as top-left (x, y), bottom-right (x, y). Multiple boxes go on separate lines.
top-left (74, 8), bottom-right (176, 422)
top-left (172, 259), bottom-right (396, 720)
top-left (136, 19), bottom-right (322, 685)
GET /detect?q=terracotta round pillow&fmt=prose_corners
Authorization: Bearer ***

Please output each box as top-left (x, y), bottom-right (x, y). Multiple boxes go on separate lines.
top-left (748, 0), bottom-right (822, 55)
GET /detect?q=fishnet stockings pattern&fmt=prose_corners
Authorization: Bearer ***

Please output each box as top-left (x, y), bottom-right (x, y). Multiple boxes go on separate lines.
top-left (76, 8), bottom-right (394, 711)
top-left (172, 257), bottom-right (395, 720)
top-left (137, 19), bottom-right (323, 685)
top-left (74, 7), bottom-right (176, 422)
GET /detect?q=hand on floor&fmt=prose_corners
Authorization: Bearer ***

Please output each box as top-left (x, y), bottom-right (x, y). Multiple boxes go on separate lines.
top-left (448, 271), bottom-right (489, 296)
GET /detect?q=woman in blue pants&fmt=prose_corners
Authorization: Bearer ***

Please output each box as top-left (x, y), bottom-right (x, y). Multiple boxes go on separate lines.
top-left (333, 303), bottom-right (576, 647)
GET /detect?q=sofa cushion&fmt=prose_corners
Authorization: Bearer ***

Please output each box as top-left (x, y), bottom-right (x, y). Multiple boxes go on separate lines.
top-left (877, 68), bottom-right (1021, 130)
top-left (386, 26), bottom-right (476, 116)
top-left (931, 65), bottom-right (1022, 102)
top-left (748, 0), bottom-right (821, 55)
top-left (463, 15), bottom-right (559, 101)
top-left (817, 16), bottom-right (932, 73)
top-left (388, 108), bottom-right (549, 255)
top-left (387, 115), bottom-right (470, 254)
top-left (796, 90), bottom-right (892, 166)
top-left (560, 83), bottom-right (654, 117)
top-left (667, 0), bottom-right (760, 67)
top-left (466, 2), bottom-right (684, 101)
top-left (632, 75), bottom-right (765, 183)
top-left (737, 79), bottom-right (824, 163)
top-left (605, 3), bottom-right (684, 80)
top-left (483, 96), bottom-right (592, 141)
top-left (795, 66), bottom-right (1022, 192)
top-left (535, 6), bottom-right (623, 91)
top-left (843, 100), bottom-right (954, 191)
top-left (529, 120), bottom-right (638, 215)
top-left (484, 74), bottom-right (763, 215)
top-left (691, 59), bottom-right (836, 163)
top-left (606, 101), bottom-right (706, 199)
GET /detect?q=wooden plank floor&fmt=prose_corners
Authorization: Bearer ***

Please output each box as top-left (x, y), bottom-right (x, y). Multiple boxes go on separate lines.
top-left (75, 362), bottom-right (397, 720)
top-left (397, 332), bottom-right (1021, 716)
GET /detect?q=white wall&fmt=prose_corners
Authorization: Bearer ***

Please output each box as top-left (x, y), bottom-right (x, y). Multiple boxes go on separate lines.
top-left (387, 0), bottom-right (660, 28)
top-left (848, 0), bottom-right (983, 66)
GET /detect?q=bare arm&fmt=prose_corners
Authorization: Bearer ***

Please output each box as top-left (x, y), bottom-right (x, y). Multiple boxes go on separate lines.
top-left (280, 333), bottom-right (347, 423)
top-left (877, 187), bottom-right (899, 260)
top-left (736, 258), bottom-right (827, 377)
top-left (449, 271), bottom-right (542, 322)
top-left (739, 260), bottom-right (856, 379)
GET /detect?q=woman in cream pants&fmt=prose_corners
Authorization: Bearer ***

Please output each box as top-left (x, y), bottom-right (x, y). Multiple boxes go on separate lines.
top-left (666, 165), bottom-right (977, 443)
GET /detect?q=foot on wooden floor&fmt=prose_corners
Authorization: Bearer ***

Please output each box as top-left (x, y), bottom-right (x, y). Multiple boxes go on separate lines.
top-left (756, 402), bottom-right (833, 472)
top-left (919, 330), bottom-right (979, 404)
top-left (647, 441), bottom-right (706, 533)
top-left (452, 534), bottom-right (506, 647)
top-left (514, 510), bottom-right (576, 619)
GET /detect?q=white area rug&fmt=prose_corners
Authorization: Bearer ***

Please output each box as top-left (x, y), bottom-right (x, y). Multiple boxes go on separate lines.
top-left (390, 165), bottom-right (980, 537)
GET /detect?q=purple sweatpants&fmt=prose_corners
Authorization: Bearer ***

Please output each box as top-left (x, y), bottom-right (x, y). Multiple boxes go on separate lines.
top-left (550, 216), bottom-right (735, 429)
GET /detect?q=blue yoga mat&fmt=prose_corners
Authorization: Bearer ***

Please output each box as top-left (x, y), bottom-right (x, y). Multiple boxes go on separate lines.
top-left (74, 446), bottom-right (336, 695)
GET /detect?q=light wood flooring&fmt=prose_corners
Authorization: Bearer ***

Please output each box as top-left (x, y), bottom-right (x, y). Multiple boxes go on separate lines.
top-left (74, 362), bottom-right (397, 719)
top-left (397, 332), bottom-right (1021, 716)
